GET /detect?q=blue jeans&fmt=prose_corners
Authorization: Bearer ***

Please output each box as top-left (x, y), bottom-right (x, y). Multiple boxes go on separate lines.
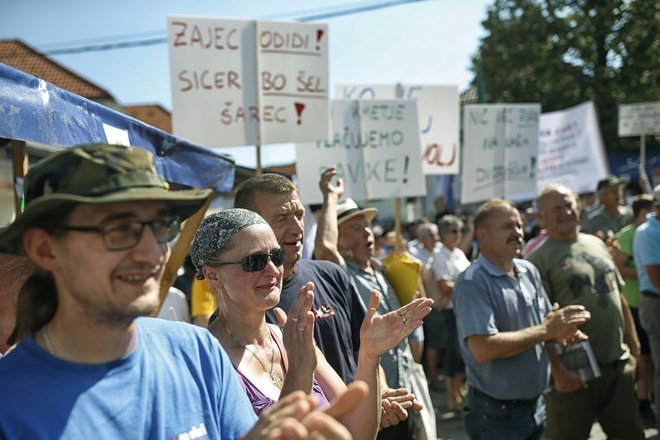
top-left (640, 293), bottom-right (660, 427)
top-left (463, 388), bottom-right (546, 440)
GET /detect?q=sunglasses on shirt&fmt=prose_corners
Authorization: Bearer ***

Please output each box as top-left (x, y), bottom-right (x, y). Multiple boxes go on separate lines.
top-left (209, 247), bottom-right (285, 272)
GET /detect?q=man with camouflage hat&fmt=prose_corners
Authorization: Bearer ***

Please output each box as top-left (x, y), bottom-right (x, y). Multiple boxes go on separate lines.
top-left (0, 144), bottom-right (360, 439)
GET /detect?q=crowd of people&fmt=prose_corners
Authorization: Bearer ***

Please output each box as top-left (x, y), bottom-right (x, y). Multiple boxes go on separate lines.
top-left (1, 142), bottom-right (659, 440)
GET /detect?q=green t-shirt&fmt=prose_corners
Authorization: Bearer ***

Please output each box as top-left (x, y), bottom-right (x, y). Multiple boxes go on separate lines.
top-left (616, 224), bottom-right (639, 308)
top-left (527, 234), bottom-right (628, 365)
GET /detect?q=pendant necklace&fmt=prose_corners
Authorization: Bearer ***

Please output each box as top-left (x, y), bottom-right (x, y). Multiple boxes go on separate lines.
top-left (42, 325), bottom-right (56, 356)
top-left (224, 324), bottom-right (283, 390)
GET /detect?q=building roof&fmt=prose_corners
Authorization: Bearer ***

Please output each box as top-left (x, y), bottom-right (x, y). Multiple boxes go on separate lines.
top-left (0, 39), bottom-right (115, 101)
top-left (124, 105), bottom-right (172, 133)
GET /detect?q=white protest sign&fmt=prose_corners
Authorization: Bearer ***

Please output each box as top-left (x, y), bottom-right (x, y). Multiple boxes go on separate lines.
top-left (296, 99), bottom-right (426, 203)
top-left (336, 84), bottom-right (397, 100)
top-left (256, 20), bottom-right (329, 143)
top-left (538, 101), bottom-right (608, 195)
top-left (618, 102), bottom-right (660, 137)
top-left (461, 104), bottom-right (541, 204)
top-left (336, 84), bottom-right (460, 175)
top-left (168, 16), bottom-right (329, 146)
top-left (168, 17), bottom-right (255, 146)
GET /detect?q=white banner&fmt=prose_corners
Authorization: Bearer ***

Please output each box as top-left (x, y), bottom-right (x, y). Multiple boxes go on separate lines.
top-left (461, 104), bottom-right (541, 204)
top-left (336, 84), bottom-right (460, 175)
top-left (296, 100), bottom-right (426, 203)
top-left (538, 101), bottom-right (608, 195)
top-left (618, 102), bottom-right (660, 137)
top-left (168, 16), bottom-right (329, 147)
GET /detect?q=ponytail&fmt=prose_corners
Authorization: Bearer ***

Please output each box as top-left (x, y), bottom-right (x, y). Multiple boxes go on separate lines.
top-left (5, 203), bottom-right (75, 345)
top-left (7, 271), bottom-right (57, 345)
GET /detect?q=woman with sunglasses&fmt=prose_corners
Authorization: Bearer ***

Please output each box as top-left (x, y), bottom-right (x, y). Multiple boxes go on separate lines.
top-left (190, 209), bottom-right (433, 440)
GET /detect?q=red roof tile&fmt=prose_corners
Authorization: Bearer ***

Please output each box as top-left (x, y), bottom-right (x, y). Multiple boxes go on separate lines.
top-left (124, 105), bottom-right (172, 133)
top-left (0, 39), bottom-right (114, 100)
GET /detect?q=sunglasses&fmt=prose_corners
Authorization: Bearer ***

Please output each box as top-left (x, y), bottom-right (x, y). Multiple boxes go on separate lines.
top-left (209, 248), bottom-right (285, 272)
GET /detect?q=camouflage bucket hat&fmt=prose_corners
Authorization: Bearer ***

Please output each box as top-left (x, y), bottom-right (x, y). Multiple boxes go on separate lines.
top-left (0, 143), bottom-right (213, 254)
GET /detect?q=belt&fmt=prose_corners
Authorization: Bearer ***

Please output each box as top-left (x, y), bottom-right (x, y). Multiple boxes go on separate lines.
top-left (469, 387), bottom-right (539, 406)
top-left (642, 291), bottom-right (660, 300)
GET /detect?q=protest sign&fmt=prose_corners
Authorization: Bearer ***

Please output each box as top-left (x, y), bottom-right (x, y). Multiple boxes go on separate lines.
top-left (461, 104), bottom-right (540, 204)
top-left (168, 16), bottom-right (329, 146)
top-left (336, 84), bottom-right (459, 175)
top-left (618, 102), bottom-right (660, 137)
top-left (538, 101), bottom-right (607, 195)
top-left (296, 99), bottom-right (426, 203)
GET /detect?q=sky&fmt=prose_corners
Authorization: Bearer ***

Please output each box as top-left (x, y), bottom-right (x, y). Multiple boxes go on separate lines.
top-left (2, 0), bottom-right (492, 167)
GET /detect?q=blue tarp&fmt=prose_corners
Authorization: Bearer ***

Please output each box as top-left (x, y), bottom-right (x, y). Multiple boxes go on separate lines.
top-left (609, 151), bottom-right (660, 183)
top-left (0, 62), bottom-right (234, 192)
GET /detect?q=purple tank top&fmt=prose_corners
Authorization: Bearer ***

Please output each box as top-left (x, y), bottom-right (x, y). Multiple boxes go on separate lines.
top-left (234, 325), bottom-right (330, 416)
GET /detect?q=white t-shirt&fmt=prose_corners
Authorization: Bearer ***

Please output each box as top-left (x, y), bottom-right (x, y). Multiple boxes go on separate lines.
top-left (428, 245), bottom-right (470, 309)
top-left (157, 287), bottom-right (191, 323)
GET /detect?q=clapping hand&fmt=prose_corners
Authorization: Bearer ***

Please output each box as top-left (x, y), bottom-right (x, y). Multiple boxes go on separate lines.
top-left (359, 290), bottom-right (433, 360)
top-left (245, 381), bottom-right (369, 439)
top-left (274, 282), bottom-right (317, 375)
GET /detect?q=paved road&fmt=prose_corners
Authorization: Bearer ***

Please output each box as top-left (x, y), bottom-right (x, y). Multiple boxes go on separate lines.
top-left (428, 381), bottom-right (659, 439)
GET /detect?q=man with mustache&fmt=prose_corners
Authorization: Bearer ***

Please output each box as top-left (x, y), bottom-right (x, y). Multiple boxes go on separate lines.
top-left (528, 184), bottom-right (643, 440)
top-left (453, 199), bottom-right (590, 440)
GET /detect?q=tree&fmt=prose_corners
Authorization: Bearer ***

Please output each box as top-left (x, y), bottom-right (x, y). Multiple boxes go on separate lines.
top-left (473, 0), bottom-right (660, 152)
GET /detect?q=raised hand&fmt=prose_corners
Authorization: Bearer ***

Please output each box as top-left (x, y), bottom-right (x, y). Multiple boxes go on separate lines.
top-left (319, 166), bottom-right (344, 199)
top-left (273, 282), bottom-right (317, 386)
top-left (359, 290), bottom-right (433, 360)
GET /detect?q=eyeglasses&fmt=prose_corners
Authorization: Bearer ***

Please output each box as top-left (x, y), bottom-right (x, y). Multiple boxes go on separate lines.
top-left (446, 229), bottom-right (460, 234)
top-left (209, 248), bottom-right (285, 272)
top-left (60, 216), bottom-right (180, 251)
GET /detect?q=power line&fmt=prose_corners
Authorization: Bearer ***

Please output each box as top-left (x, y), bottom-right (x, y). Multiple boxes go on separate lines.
top-left (42, 0), bottom-right (428, 56)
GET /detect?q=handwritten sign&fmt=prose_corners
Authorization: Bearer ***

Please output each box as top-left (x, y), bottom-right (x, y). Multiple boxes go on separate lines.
top-left (168, 16), bottom-right (329, 146)
top-left (461, 104), bottom-right (541, 204)
top-left (296, 99), bottom-right (426, 203)
top-left (618, 102), bottom-right (660, 137)
top-left (538, 101), bottom-right (607, 194)
top-left (336, 83), bottom-right (460, 175)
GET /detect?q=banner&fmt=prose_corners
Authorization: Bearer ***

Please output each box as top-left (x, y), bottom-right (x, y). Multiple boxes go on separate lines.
top-left (296, 100), bottom-right (426, 203)
top-left (461, 104), bottom-right (541, 204)
top-left (168, 16), bottom-right (329, 146)
top-left (538, 101), bottom-right (608, 195)
top-left (336, 84), bottom-right (460, 175)
top-left (618, 102), bottom-right (660, 137)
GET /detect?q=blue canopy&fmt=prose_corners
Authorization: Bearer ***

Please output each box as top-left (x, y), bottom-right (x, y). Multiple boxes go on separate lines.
top-left (0, 62), bottom-right (234, 192)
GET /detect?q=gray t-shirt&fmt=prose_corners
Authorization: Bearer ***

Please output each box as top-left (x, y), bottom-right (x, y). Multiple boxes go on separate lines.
top-left (528, 234), bottom-right (628, 365)
top-left (453, 255), bottom-right (551, 400)
top-left (581, 205), bottom-right (633, 236)
top-left (342, 260), bottom-right (413, 390)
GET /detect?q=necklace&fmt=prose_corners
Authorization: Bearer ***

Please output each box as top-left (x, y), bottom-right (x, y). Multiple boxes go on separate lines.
top-left (224, 324), bottom-right (283, 390)
top-left (42, 325), bottom-right (56, 356)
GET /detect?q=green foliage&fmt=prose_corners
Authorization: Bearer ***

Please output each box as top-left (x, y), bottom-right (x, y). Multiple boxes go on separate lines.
top-left (473, 0), bottom-right (660, 151)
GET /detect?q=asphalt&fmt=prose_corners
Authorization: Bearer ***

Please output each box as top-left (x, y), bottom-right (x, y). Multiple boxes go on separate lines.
top-left (427, 378), bottom-right (659, 440)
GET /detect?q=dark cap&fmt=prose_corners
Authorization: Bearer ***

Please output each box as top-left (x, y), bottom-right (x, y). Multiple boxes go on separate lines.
top-left (596, 175), bottom-right (626, 191)
top-left (0, 144), bottom-right (212, 254)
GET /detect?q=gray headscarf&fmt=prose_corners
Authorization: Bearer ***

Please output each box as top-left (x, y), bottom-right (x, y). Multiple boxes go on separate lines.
top-left (190, 208), bottom-right (267, 279)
